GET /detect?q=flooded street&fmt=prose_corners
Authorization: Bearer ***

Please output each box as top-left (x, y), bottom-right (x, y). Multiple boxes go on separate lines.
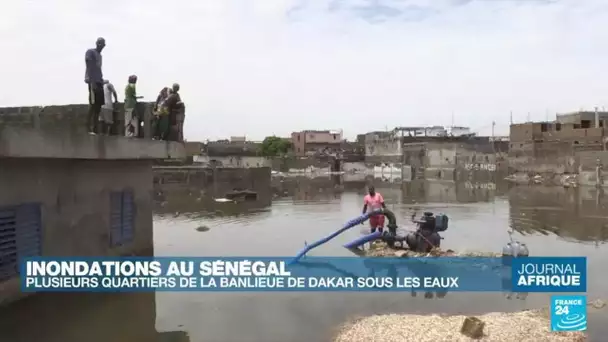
top-left (2, 178), bottom-right (608, 342)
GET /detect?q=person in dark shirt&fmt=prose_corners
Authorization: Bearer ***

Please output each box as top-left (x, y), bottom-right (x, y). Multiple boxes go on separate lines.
top-left (153, 87), bottom-right (170, 139)
top-left (165, 83), bottom-right (185, 141)
top-left (124, 75), bottom-right (143, 137)
top-left (85, 37), bottom-right (106, 134)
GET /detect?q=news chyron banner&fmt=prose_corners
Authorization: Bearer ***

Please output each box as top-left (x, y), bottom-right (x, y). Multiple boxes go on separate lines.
top-left (21, 256), bottom-right (586, 293)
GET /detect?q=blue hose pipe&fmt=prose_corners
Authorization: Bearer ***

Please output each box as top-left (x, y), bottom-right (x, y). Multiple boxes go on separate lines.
top-left (343, 230), bottom-right (383, 249)
top-left (290, 209), bottom-right (384, 264)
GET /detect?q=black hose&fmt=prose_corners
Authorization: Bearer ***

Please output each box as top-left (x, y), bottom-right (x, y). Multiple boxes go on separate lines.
top-left (381, 208), bottom-right (398, 235)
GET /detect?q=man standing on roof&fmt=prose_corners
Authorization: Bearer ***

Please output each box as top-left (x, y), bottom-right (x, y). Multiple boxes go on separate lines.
top-left (124, 75), bottom-right (143, 137)
top-left (165, 83), bottom-right (184, 141)
top-left (362, 185), bottom-right (386, 233)
top-left (100, 80), bottom-right (118, 135)
top-left (85, 37), bottom-right (106, 134)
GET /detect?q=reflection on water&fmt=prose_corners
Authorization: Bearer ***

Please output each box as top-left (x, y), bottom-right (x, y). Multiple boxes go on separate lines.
top-left (2, 176), bottom-right (608, 342)
top-left (508, 186), bottom-right (608, 243)
top-left (0, 292), bottom-right (190, 342)
top-left (154, 185), bottom-right (272, 222)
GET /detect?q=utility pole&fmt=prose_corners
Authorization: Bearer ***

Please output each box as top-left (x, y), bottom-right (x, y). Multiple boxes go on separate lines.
top-left (510, 111), bottom-right (513, 125)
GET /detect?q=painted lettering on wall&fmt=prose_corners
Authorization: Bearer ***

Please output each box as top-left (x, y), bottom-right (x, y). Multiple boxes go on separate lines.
top-left (464, 182), bottom-right (496, 190)
top-left (464, 163), bottom-right (497, 172)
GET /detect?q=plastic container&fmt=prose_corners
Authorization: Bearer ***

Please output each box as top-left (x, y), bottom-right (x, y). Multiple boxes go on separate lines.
top-left (517, 243), bottom-right (529, 257)
top-left (511, 241), bottom-right (521, 257)
top-left (502, 243), bottom-right (513, 267)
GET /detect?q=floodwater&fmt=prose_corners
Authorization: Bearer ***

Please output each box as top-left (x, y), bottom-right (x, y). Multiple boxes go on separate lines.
top-left (2, 177), bottom-right (608, 342)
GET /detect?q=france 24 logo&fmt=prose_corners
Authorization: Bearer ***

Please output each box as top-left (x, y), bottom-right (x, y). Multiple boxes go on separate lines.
top-left (551, 295), bottom-right (587, 331)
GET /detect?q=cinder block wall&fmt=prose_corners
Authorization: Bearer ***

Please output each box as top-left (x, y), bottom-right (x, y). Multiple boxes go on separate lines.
top-left (0, 102), bottom-right (154, 137)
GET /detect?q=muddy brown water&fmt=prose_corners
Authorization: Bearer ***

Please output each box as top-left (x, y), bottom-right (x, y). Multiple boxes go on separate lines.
top-left (1, 178), bottom-right (608, 342)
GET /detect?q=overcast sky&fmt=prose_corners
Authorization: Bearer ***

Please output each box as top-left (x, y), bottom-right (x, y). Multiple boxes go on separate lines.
top-left (1, 0), bottom-right (607, 141)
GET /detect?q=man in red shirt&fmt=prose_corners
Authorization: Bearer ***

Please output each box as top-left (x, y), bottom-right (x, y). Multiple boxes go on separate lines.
top-left (362, 186), bottom-right (386, 233)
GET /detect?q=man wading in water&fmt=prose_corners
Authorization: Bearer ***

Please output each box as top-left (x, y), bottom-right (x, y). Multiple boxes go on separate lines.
top-left (361, 185), bottom-right (386, 233)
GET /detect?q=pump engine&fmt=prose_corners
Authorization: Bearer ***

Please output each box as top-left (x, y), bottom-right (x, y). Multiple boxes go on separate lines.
top-left (404, 212), bottom-right (449, 253)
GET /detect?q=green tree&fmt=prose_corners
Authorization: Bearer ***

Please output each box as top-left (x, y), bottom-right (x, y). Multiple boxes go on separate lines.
top-left (259, 136), bottom-right (292, 157)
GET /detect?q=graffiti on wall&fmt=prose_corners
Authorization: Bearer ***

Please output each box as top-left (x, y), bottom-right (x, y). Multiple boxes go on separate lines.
top-left (464, 163), bottom-right (497, 172)
top-left (464, 181), bottom-right (496, 190)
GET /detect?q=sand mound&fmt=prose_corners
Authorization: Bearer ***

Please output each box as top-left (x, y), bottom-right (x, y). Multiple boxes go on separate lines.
top-left (334, 310), bottom-right (587, 342)
top-left (364, 240), bottom-right (501, 258)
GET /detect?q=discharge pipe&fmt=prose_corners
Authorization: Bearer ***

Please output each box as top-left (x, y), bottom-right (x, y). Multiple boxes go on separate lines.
top-left (290, 208), bottom-right (398, 264)
top-left (342, 230), bottom-right (383, 249)
top-left (342, 208), bottom-right (403, 250)
top-left (290, 208), bottom-right (382, 264)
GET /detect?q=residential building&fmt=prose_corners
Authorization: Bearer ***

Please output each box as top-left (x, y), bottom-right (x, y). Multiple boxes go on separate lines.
top-left (291, 129), bottom-right (343, 156)
top-left (509, 110), bottom-right (608, 158)
top-left (193, 139), bottom-right (271, 168)
top-left (556, 110), bottom-right (608, 127)
top-left (508, 110), bottom-right (608, 175)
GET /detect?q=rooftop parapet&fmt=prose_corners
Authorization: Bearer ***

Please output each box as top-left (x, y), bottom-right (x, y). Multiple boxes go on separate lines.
top-left (0, 103), bottom-right (185, 160)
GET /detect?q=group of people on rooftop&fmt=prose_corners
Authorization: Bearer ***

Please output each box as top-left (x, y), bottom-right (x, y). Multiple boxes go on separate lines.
top-left (84, 37), bottom-right (185, 141)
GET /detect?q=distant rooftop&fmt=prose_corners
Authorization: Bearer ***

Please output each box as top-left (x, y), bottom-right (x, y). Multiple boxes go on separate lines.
top-left (297, 129), bottom-right (343, 134)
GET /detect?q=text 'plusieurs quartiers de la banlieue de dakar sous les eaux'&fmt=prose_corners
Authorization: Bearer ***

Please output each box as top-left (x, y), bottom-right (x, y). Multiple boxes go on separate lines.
top-left (24, 260), bottom-right (461, 290)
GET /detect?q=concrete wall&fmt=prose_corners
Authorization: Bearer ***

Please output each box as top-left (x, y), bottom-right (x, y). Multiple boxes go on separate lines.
top-left (204, 141), bottom-right (261, 157)
top-left (0, 159), bottom-right (154, 305)
top-left (0, 104), bottom-right (185, 306)
top-left (271, 157), bottom-right (331, 172)
top-left (364, 133), bottom-right (402, 164)
top-left (400, 139), bottom-right (506, 181)
top-left (1, 127), bottom-right (184, 159)
top-left (342, 162), bottom-right (367, 173)
top-left (193, 155), bottom-right (272, 168)
top-left (153, 167), bottom-right (272, 203)
top-left (184, 142), bottom-right (203, 156)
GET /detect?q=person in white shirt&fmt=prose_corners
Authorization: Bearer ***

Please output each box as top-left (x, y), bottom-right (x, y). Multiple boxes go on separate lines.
top-left (100, 80), bottom-right (118, 135)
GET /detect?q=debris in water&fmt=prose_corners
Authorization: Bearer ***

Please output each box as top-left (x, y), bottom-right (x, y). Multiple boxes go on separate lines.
top-left (195, 225), bottom-right (210, 232)
top-left (590, 299), bottom-right (606, 309)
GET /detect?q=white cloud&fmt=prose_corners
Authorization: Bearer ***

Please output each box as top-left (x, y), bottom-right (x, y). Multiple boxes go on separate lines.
top-left (1, 0), bottom-right (607, 140)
